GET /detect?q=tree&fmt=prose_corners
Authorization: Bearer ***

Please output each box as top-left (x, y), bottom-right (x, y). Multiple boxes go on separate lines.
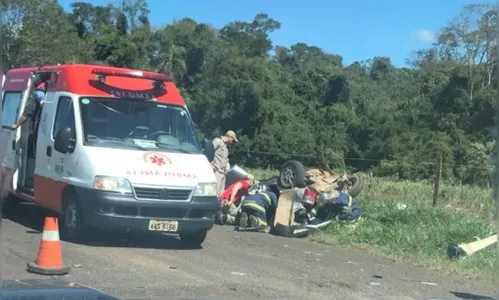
top-left (2, 0), bottom-right (496, 186)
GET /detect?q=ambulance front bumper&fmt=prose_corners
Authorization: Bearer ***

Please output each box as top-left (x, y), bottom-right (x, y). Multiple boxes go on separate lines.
top-left (74, 187), bottom-right (219, 233)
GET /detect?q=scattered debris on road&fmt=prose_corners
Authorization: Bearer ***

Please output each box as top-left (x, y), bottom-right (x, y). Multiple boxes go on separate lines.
top-left (401, 277), bottom-right (438, 287)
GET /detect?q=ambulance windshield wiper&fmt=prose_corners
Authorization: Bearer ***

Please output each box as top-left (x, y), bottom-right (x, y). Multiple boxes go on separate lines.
top-left (155, 142), bottom-right (193, 154)
top-left (86, 135), bottom-right (148, 150)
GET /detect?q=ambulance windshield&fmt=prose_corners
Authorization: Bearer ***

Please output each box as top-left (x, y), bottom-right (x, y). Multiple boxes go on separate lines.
top-left (78, 97), bottom-right (202, 154)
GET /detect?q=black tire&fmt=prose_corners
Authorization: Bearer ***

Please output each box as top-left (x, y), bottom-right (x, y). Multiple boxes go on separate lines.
top-left (347, 173), bottom-right (364, 198)
top-left (279, 160), bottom-right (306, 188)
top-left (1, 193), bottom-right (16, 216)
top-left (59, 191), bottom-right (89, 243)
top-left (179, 229), bottom-right (208, 248)
top-left (215, 210), bottom-right (225, 225)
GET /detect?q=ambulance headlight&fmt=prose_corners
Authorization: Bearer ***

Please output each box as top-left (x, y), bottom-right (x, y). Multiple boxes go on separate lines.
top-left (194, 183), bottom-right (218, 197)
top-left (94, 176), bottom-right (132, 194)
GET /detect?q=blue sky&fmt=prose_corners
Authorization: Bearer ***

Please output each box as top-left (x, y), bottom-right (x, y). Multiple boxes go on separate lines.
top-left (60, 0), bottom-right (495, 67)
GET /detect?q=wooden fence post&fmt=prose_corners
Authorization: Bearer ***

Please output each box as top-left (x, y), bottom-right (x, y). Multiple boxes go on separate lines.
top-left (433, 155), bottom-right (442, 207)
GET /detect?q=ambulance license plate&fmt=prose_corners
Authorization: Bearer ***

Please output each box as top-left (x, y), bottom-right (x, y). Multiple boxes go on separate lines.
top-left (148, 220), bottom-right (178, 232)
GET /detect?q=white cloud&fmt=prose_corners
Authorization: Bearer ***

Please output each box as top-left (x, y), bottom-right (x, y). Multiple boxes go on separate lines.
top-left (415, 30), bottom-right (437, 43)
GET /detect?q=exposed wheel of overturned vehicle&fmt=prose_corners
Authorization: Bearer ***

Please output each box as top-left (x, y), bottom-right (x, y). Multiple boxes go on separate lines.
top-left (279, 160), bottom-right (306, 188)
top-left (346, 173), bottom-right (364, 198)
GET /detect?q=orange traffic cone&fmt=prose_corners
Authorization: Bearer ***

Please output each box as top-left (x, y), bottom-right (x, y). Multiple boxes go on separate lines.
top-left (27, 216), bottom-right (70, 275)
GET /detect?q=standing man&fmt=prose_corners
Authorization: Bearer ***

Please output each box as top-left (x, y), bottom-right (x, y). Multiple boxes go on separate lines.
top-left (10, 80), bottom-right (46, 189)
top-left (11, 81), bottom-right (46, 130)
top-left (33, 81), bottom-right (47, 106)
top-left (212, 130), bottom-right (238, 196)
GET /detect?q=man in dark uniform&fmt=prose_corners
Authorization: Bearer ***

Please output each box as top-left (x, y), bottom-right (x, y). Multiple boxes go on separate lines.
top-left (10, 81), bottom-right (46, 189)
top-left (236, 191), bottom-right (278, 232)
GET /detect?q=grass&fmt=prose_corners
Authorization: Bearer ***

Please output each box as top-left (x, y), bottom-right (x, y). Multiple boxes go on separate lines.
top-left (245, 167), bottom-right (497, 281)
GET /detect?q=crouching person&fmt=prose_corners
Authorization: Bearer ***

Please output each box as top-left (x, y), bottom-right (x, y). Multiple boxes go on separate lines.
top-left (235, 191), bottom-right (278, 232)
top-left (313, 190), bottom-right (361, 227)
top-left (332, 191), bottom-right (361, 224)
top-left (216, 174), bottom-right (254, 225)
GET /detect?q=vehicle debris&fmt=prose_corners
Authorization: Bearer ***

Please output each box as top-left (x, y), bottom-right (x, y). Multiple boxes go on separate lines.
top-left (225, 160), bottom-right (365, 238)
top-left (447, 233), bottom-right (497, 259)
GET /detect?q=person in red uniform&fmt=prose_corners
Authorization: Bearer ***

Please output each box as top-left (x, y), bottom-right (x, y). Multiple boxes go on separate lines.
top-left (216, 174), bottom-right (254, 225)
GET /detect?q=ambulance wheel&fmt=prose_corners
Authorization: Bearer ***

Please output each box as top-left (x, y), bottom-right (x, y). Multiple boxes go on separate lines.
top-left (179, 229), bottom-right (208, 248)
top-left (60, 192), bottom-right (89, 243)
top-left (1, 193), bottom-right (15, 216)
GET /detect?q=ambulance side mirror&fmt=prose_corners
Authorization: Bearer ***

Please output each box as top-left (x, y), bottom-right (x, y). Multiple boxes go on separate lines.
top-left (203, 138), bottom-right (215, 162)
top-left (54, 127), bottom-right (76, 154)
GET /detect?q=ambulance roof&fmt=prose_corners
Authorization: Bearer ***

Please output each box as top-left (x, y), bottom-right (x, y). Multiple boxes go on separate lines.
top-left (3, 64), bottom-right (185, 106)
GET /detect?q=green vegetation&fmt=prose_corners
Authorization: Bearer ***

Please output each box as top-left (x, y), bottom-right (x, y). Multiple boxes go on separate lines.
top-left (3, 1), bottom-right (497, 185)
top-left (4, 0), bottom-right (496, 278)
top-left (248, 167), bottom-right (495, 280)
top-left (313, 201), bottom-right (495, 280)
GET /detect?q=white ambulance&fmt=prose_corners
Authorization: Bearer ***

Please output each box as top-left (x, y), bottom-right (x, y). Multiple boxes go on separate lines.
top-left (1, 64), bottom-right (218, 246)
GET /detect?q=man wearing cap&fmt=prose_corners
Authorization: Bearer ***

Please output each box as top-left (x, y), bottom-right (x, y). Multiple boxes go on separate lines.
top-left (10, 81), bottom-right (46, 130)
top-left (211, 130), bottom-right (238, 196)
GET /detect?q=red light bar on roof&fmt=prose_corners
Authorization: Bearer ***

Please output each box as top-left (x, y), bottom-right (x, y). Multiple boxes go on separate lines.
top-left (91, 68), bottom-right (172, 82)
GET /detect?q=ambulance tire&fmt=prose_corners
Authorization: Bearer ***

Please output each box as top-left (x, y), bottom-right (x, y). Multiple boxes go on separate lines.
top-left (179, 229), bottom-right (208, 248)
top-left (60, 191), bottom-right (90, 243)
top-left (1, 193), bottom-right (16, 216)
top-left (0, 196), bottom-right (4, 215)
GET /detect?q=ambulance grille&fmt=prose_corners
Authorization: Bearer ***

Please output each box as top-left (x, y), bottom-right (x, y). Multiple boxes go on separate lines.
top-left (133, 187), bottom-right (192, 200)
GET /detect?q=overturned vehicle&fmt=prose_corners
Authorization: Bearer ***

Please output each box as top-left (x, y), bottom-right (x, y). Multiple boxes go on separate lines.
top-left (225, 160), bottom-right (364, 237)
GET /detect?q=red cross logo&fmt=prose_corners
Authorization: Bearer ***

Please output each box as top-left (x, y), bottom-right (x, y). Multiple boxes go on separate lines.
top-left (150, 155), bottom-right (165, 166)
top-left (143, 152), bottom-right (172, 166)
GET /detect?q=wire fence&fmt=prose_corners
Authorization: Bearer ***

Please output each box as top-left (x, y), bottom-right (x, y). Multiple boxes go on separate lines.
top-left (230, 149), bottom-right (491, 171)
top-left (229, 148), bottom-right (494, 189)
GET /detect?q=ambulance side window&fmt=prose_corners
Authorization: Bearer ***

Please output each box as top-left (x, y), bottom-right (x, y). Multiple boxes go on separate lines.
top-left (52, 96), bottom-right (75, 139)
top-left (1, 92), bottom-right (23, 128)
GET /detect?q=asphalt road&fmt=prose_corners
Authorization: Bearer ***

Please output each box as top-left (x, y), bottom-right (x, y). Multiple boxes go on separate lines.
top-left (1, 201), bottom-right (497, 300)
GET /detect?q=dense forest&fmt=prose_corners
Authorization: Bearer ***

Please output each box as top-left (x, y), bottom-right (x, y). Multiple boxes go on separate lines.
top-left (2, 0), bottom-right (497, 186)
